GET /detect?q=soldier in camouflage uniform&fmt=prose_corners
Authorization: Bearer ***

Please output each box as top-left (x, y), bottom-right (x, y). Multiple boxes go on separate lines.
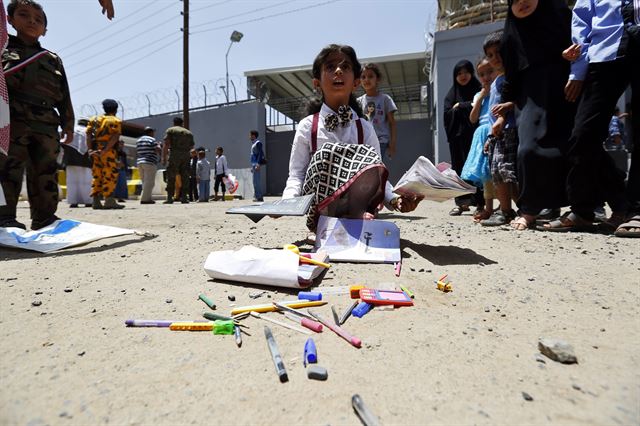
top-left (162, 116), bottom-right (194, 204)
top-left (86, 99), bottom-right (124, 209)
top-left (0, 0), bottom-right (74, 230)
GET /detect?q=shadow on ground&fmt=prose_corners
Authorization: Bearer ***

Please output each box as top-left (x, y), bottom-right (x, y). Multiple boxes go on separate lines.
top-left (401, 238), bottom-right (497, 266)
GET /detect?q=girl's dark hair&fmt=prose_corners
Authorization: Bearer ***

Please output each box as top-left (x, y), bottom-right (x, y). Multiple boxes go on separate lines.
top-left (302, 44), bottom-right (364, 118)
top-left (483, 30), bottom-right (503, 53)
top-left (362, 63), bottom-right (382, 80)
top-left (7, 0), bottom-right (47, 28)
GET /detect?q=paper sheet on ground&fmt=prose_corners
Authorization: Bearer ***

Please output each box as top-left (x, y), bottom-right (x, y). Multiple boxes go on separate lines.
top-left (0, 219), bottom-right (136, 253)
top-left (204, 245), bottom-right (310, 288)
top-left (393, 156), bottom-right (476, 202)
top-left (315, 216), bottom-right (401, 263)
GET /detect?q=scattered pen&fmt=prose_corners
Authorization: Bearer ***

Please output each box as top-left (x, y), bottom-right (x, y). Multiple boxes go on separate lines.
top-left (338, 301), bottom-right (359, 325)
top-left (250, 311), bottom-right (311, 335)
top-left (331, 305), bottom-right (340, 325)
top-left (198, 293), bottom-right (216, 310)
top-left (394, 260), bottom-right (402, 277)
top-left (234, 325), bottom-right (242, 347)
top-left (264, 325), bottom-right (288, 383)
top-left (307, 310), bottom-right (362, 348)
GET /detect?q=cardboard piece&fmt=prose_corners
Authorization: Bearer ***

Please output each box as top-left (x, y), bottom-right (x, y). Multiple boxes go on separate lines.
top-left (314, 216), bottom-right (400, 263)
top-left (226, 194), bottom-right (314, 223)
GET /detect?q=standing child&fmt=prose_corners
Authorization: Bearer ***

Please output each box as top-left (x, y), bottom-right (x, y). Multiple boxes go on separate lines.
top-left (282, 44), bottom-right (419, 234)
top-left (195, 148), bottom-right (211, 202)
top-left (461, 57), bottom-right (496, 222)
top-left (357, 63), bottom-right (398, 160)
top-left (480, 30), bottom-right (519, 227)
top-left (213, 146), bottom-right (228, 201)
top-left (0, 0), bottom-right (74, 229)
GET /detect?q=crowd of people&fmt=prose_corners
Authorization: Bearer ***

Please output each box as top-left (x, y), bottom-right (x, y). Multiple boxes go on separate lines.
top-left (0, 0), bottom-right (637, 240)
top-left (443, 0), bottom-right (638, 238)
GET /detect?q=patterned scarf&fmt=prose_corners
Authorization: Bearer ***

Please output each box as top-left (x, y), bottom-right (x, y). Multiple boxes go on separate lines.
top-left (302, 142), bottom-right (387, 231)
top-left (324, 105), bottom-right (353, 131)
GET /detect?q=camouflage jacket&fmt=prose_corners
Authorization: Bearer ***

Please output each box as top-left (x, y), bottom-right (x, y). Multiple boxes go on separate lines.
top-left (164, 125), bottom-right (194, 158)
top-left (2, 35), bottom-right (74, 135)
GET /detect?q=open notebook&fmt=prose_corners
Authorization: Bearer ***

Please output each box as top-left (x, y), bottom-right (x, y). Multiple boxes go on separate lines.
top-left (393, 157), bottom-right (476, 202)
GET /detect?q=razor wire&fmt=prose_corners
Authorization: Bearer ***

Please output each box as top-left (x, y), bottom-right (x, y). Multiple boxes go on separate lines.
top-left (77, 76), bottom-right (249, 120)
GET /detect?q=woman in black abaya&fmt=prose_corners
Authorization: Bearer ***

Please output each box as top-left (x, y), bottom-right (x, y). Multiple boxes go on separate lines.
top-left (500, 0), bottom-right (575, 230)
top-left (443, 60), bottom-right (482, 215)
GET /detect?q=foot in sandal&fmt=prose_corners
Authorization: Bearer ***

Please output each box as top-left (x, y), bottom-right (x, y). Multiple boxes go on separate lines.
top-left (614, 215), bottom-right (640, 238)
top-left (510, 214), bottom-right (536, 231)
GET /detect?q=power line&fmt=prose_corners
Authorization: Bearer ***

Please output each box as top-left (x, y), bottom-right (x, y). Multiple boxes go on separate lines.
top-left (191, 0), bottom-right (341, 35)
top-left (190, 0), bottom-right (296, 29)
top-left (191, 0), bottom-right (234, 14)
top-left (60, 2), bottom-right (176, 60)
top-left (73, 35), bottom-right (183, 93)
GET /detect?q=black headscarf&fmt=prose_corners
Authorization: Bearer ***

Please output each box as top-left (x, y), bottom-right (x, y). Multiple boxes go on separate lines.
top-left (443, 60), bottom-right (481, 142)
top-left (501, 0), bottom-right (571, 105)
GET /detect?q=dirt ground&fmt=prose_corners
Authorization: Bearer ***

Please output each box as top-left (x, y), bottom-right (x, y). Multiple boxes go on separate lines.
top-left (1, 197), bottom-right (638, 425)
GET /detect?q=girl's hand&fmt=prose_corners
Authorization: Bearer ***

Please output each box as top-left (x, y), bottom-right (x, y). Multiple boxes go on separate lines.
top-left (483, 140), bottom-right (492, 155)
top-left (562, 44), bottom-right (581, 61)
top-left (492, 117), bottom-right (505, 138)
top-left (479, 86), bottom-right (489, 98)
top-left (61, 130), bottom-right (74, 145)
top-left (491, 102), bottom-right (513, 117)
top-left (564, 79), bottom-right (583, 102)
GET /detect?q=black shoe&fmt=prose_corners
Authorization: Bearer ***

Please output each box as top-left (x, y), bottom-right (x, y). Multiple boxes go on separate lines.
top-left (163, 198), bottom-right (174, 204)
top-left (0, 218), bottom-right (27, 230)
top-left (181, 199), bottom-right (189, 204)
top-left (31, 215), bottom-right (60, 231)
top-left (84, 204), bottom-right (92, 208)
top-left (140, 200), bottom-right (156, 204)
top-left (117, 199), bottom-right (126, 203)
top-left (252, 198), bottom-right (264, 202)
top-left (69, 204), bottom-right (79, 208)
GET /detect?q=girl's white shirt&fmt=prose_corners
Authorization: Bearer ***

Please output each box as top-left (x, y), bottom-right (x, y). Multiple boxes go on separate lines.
top-left (282, 103), bottom-right (394, 205)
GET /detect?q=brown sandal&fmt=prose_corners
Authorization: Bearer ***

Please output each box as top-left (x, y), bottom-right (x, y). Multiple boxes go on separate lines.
top-left (539, 212), bottom-right (593, 232)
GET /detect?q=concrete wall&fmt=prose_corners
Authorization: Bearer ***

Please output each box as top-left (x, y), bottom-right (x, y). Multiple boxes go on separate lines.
top-left (130, 101), bottom-right (267, 195)
top-left (264, 118), bottom-right (433, 195)
top-left (431, 21), bottom-right (504, 164)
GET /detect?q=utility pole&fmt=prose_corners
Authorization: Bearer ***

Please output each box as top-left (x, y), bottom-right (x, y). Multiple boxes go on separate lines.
top-left (182, 0), bottom-right (189, 128)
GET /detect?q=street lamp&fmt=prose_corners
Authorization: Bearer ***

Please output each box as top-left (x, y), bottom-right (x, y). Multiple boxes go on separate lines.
top-left (225, 30), bottom-right (243, 103)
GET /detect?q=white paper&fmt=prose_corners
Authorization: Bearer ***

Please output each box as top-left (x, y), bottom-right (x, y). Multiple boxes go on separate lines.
top-left (315, 216), bottom-right (401, 263)
top-left (204, 245), bottom-right (302, 288)
top-left (0, 219), bottom-right (136, 253)
top-left (393, 156), bottom-right (476, 202)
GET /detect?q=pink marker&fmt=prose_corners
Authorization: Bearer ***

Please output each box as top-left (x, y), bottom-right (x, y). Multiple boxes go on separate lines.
top-left (307, 311), bottom-right (361, 348)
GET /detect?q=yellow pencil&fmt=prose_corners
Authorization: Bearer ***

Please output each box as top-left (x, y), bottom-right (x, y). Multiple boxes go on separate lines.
top-left (231, 300), bottom-right (326, 316)
top-left (169, 322), bottom-right (215, 331)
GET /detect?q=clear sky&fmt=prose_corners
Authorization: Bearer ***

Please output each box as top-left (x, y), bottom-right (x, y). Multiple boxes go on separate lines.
top-left (33, 0), bottom-right (437, 119)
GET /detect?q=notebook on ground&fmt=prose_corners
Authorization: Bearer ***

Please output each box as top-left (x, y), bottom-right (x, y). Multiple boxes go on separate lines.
top-left (226, 194), bottom-right (314, 223)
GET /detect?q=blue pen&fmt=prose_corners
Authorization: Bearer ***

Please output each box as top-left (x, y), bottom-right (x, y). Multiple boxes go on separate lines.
top-left (304, 338), bottom-right (317, 366)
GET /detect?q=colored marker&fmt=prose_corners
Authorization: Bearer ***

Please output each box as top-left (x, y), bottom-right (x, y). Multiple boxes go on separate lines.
top-left (198, 293), bottom-right (216, 310)
top-left (282, 311), bottom-right (323, 333)
top-left (231, 300), bottom-right (326, 315)
top-left (400, 285), bottom-right (414, 299)
top-left (250, 311), bottom-right (311, 335)
top-left (125, 319), bottom-right (206, 327)
top-left (352, 394), bottom-right (380, 426)
top-left (307, 310), bottom-right (362, 348)
top-left (304, 338), bottom-right (317, 366)
top-left (264, 326), bottom-right (288, 383)
top-left (394, 261), bottom-right (402, 277)
top-left (202, 312), bottom-right (234, 322)
top-left (298, 291), bottom-right (322, 301)
top-left (234, 326), bottom-right (242, 347)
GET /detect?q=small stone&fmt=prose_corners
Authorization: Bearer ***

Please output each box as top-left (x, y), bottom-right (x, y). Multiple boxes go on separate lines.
top-left (418, 268), bottom-right (425, 272)
top-left (228, 295), bottom-right (235, 301)
top-left (165, 299), bottom-right (173, 304)
top-left (538, 338), bottom-right (578, 364)
top-left (572, 384), bottom-right (581, 391)
top-left (307, 365), bottom-right (328, 381)
top-left (35, 291), bottom-right (43, 295)
top-left (120, 254), bottom-right (126, 258)
top-left (522, 392), bottom-right (534, 401)
top-left (484, 306), bottom-right (490, 312)
top-left (32, 300), bottom-right (42, 307)
top-left (534, 353), bottom-right (546, 363)
top-left (78, 351), bottom-right (86, 357)
top-left (63, 288), bottom-right (72, 293)
top-left (528, 277), bottom-right (535, 282)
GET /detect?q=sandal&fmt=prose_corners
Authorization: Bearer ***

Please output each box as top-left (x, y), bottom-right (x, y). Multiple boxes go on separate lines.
top-left (539, 212), bottom-right (593, 232)
top-left (614, 215), bottom-right (640, 238)
top-left (603, 212), bottom-right (626, 230)
top-left (481, 209), bottom-right (516, 227)
top-left (449, 205), bottom-right (470, 216)
top-left (510, 215), bottom-right (535, 231)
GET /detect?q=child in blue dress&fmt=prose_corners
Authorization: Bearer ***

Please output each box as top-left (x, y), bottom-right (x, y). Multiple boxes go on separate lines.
top-left (461, 57), bottom-right (496, 222)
